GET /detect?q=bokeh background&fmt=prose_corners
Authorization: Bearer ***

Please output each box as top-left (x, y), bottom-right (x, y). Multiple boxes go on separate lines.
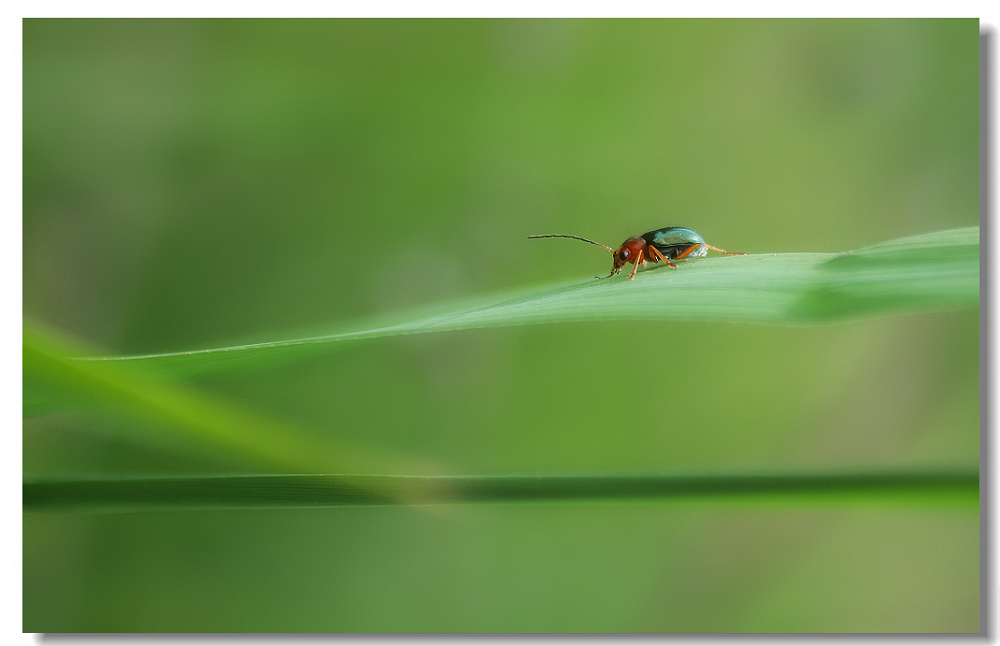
top-left (23, 19), bottom-right (979, 632)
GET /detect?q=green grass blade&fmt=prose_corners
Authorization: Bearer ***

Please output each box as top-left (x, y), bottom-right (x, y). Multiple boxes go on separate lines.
top-left (73, 227), bottom-right (978, 379)
top-left (23, 470), bottom-right (979, 513)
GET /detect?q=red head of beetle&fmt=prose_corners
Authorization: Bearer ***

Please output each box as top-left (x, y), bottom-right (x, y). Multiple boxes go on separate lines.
top-left (610, 237), bottom-right (651, 276)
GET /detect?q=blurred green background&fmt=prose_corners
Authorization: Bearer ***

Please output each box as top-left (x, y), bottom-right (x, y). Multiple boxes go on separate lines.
top-left (23, 19), bottom-right (979, 632)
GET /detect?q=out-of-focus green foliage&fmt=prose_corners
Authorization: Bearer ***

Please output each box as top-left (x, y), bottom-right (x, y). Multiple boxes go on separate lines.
top-left (24, 19), bottom-right (979, 632)
top-left (23, 323), bottom-right (445, 490)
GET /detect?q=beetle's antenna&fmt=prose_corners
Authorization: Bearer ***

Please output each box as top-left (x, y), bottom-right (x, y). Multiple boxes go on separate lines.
top-left (527, 234), bottom-right (614, 253)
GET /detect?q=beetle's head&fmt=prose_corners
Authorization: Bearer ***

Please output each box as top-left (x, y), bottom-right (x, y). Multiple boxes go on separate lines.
top-left (611, 237), bottom-right (647, 274)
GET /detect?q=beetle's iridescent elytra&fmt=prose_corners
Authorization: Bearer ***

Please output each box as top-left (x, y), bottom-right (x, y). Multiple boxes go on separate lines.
top-left (528, 227), bottom-right (745, 280)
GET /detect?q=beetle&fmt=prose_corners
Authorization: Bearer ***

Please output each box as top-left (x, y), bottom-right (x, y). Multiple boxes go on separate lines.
top-left (528, 226), bottom-right (745, 280)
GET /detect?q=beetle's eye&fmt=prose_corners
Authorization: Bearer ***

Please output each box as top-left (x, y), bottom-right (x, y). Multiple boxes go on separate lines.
top-left (619, 250), bottom-right (629, 261)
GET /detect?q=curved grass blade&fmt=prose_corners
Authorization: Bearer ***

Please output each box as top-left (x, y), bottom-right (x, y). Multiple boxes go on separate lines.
top-left (23, 470), bottom-right (979, 514)
top-left (70, 227), bottom-right (977, 380)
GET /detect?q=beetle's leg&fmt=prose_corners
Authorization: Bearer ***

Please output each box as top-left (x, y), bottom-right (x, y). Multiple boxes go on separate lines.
top-left (628, 255), bottom-right (644, 279)
top-left (647, 246), bottom-right (678, 268)
top-left (672, 244), bottom-right (703, 261)
top-left (699, 244), bottom-right (745, 256)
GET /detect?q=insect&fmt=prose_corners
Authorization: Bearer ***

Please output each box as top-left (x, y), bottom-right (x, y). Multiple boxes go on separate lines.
top-left (528, 227), bottom-right (745, 280)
